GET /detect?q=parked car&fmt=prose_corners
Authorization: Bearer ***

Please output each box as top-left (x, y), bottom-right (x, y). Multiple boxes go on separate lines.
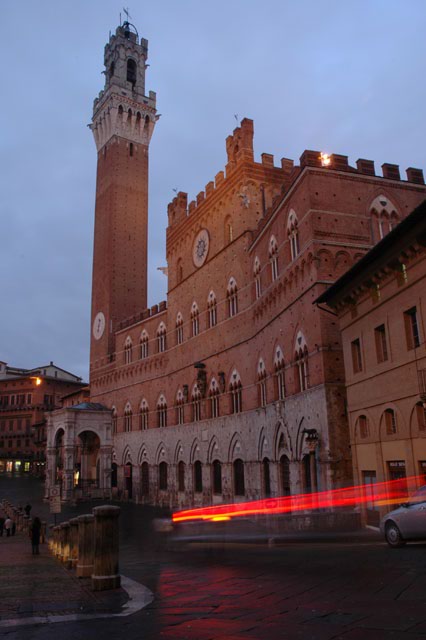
top-left (380, 485), bottom-right (426, 547)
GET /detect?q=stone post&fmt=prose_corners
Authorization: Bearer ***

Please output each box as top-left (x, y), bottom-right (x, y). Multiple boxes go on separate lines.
top-left (92, 505), bottom-right (120, 591)
top-left (69, 518), bottom-right (79, 569)
top-left (61, 522), bottom-right (71, 567)
top-left (76, 514), bottom-right (94, 578)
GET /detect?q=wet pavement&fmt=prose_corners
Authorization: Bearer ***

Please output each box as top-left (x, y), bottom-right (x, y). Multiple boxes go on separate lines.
top-left (1, 474), bottom-right (426, 639)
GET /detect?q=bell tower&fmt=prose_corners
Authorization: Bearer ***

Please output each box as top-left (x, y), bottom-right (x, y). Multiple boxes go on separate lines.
top-left (89, 21), bottom-right (157, 373)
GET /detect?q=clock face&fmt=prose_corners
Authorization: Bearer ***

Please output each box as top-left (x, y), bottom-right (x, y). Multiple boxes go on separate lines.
top-left (93, 312), bottom-right (106, 340)
top-left (193, 229), bottom-right (210, 268)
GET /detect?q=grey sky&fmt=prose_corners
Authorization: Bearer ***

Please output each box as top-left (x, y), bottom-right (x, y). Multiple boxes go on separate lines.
top-left (1, 0), bottom-right (425, 381)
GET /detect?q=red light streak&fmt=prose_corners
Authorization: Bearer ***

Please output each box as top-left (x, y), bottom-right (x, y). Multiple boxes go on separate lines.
top-left (172, 475), bottom-right (423, 524)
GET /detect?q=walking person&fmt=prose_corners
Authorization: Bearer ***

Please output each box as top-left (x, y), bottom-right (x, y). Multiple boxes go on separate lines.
top-left (4, 517), bottom-right (12, 537)
top-left (30, 517), bottom-right (41, 555)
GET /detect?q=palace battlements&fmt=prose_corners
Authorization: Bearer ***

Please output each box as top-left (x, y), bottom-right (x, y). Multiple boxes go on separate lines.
top-left (167, 118), bottom-right (425, 231)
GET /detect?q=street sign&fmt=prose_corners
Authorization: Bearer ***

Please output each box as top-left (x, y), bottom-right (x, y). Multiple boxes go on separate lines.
top-left (50, 496), bottom-right (61, 514)
top-left (50, 485), bottom-right (61, 498)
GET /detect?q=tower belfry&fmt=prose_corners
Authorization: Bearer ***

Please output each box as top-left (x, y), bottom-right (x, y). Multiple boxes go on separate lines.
top-left (89, 22), bottom-right (157, 373)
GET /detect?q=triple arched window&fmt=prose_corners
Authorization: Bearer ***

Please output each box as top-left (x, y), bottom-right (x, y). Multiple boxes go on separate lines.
top-left (157, 322), bottom-right (167, 353)
top-left (157, 394), bottom-right (167, 428)
top-left (176, 313), bottom-right (184, 345)
top-left (140, 330), bottom-right (149, 359)
top-left (287, 210), bottom-right (300, 260)
top-left (124, 402), bottom-right (133, 432)
top-left (139, 399), bottom-right (149, 430)
top-left (191, 302), bottom-right (199, 337)
top-left (124, 337), bottom-right (132, 364)
top-left (207, 291), bottom-right (217, 328)
top-left (176, 389), bottom-right (185, 425)
top-left (253, 257), bottom-right (262, 299)
top-left (192, 384), bottom-right (202, 422)
top-left (274, 346), bottom-right (286, 400)
top-left (257, 359), bottom-right (267, 407)
top-left (209, 378), bottom-right (220, 418)
top-left (269, 236), bottom-right (279, 281)
top-left (229, 369), bottom-right (243, 414)
top-left (295, 332), bottom-right (309, 392)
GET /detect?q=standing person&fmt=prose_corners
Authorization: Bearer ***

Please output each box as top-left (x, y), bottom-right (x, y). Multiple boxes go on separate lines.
top-left (4, 517), bottom-right (12, 537)
top-left (24, 504), bottom-right (32, 517)
top-left (30, 517), bottom-right (41, 555)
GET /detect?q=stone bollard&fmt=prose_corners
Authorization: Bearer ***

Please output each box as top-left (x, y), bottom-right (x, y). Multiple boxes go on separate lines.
top-left (61, 522), bottom-right (71, 566)
top-left (41, 521), bottom-right (47, 544)
top-left (76, 514), bottom-right (94, 578)
top-left (69, 518), bottom-right (79, 570)
top-left (23, 515), bottom-right (30, 534)
top-left (92, 505), bottom-right (121, 591)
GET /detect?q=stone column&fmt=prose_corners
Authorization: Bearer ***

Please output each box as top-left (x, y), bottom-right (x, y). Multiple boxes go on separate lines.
top-left (63, 446), bottom-right (76, 501)
top-left (92, 506), bottom-right (121, 591)
top-left (132, 464), bottom-right (141, 503)
top-left (69, 518), bottom-right (79, 569)
top-left (45, 446), bottom-right (57, 499)
top-left (99, 446), bottom-right (112, 493)
top-left (76, 514), bottom-right (95, 578)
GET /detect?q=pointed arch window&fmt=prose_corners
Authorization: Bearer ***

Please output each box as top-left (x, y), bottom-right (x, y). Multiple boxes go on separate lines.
top-left (233, 459), bottom-right (245, 496)
top-left (192, 384), bottom-right (202, 422)
top-left (157, 395), bottom-right (167, 428)
top-left (212, 460), bottom-right (222, 494)
top-left (269, 236), bottom-right (279, 281)
top-left (124, 337), bottom-right (133, 364)
top-left (274, 347), bottom-right (286, 400)
top-left (287, 211), bottom-right (300, 260)
top-left (157, 323), bottom-right (167, 353)
top-left (280, 454), bottom-right (291, 496)
top-left (140, 330), bottom-right (149, 359)
top-left (209, 378), bottom-right (220, 418)
top-left (194, 460), bottom-right (203, 493)
top-left (176, 313), bottom-right (184, 345)
top-left (176, 389), bottom-right (185, 425)
top-left (207, 291), bottom-right (217, 328)
top-left (139, 399), bottom-right (149, 430)
top-left (124, 403), bottom-right (133, 432)
top-left (257, 359), bottom-right (267, 408)
top-left (159, 461), bottom-right (168, 490)
top-left (227, 278), bottom-right (238, 318)
top-left (254, 257), bottom-right (262, 299)
top-left (191, 302), bottom-right (199, 337)
top-left (229, 370), bottom-right (243, 414)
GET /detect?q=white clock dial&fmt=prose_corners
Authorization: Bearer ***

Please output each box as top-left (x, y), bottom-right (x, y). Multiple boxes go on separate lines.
top-left (192, 229), bottom-right (210, 268)
top-left (93, 312), bottom-right (106, 340)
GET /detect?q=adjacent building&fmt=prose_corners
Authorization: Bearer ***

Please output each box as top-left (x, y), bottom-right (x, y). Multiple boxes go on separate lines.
top-left (0, 361), bottom-right (85, 475)
top-left (316, 200), bottom-right (426, 524)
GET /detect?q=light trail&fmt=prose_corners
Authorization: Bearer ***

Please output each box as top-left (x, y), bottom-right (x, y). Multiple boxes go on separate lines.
top-left (172, 475), bottom-right (423, 523)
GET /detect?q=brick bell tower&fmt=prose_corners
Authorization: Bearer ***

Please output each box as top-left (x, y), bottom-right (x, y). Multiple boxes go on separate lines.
top-left (89, 20), bottom-right (157, 372)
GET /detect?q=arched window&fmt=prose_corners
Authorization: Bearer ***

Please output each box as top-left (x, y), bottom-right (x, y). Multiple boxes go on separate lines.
top-left (194, 460), bottom-right (203, 493)
top-left (269, 236), bottom-right (279, 281)
top-left (227, 278), bottom-right (238, 317)
top-left (209, 378), bottom-right (220, 418)
top-left (176, 313), bottom-right (184, 345)
top-left (263, 458), bottom-right (271, 497)
top-left (207, 291), bottom-right (217, 328)
top-left (229, 369), bottom-right (242, 414)
top-left (295, 332), bottom-right (309, 392)
top-left (370, 196), bottom-right (399, 241)
top-left (224, 216), bottom-right (233, 244)
top-left (287, 210), bottom-right (300, 260)
top-left (124, 402), bottom-right (132, 432)
top-left (358, 415), bottom-right (369, 438)
top-left (141, 461), bottom-right (149, 496)
top-left (127, 58), bottom-right (137, 85)
top-left (124, 336), bottom-right (132, 364)
top-left (139, 399), bottom-right (149, 430)
top-left (159, 461), bottom-right (168, 491)
top-left (280, 454), bottom-right (290, 496)
top-left (157, 395), bottom-right (167, 428)
top-left (112, 407), bottom-right (117, 434)
top-left (175, 389), bottom-right (185, 425)
top-left (233, 459), bottom-right (245, 496)
top-left (416, 402), bottom-right (426, 431)
top-left (384, 408), bottom-right (397, 435)
top-left (177, 258), bottom-right (183, 284)
top-left (212, 460), bottom-right (222, 494)
top-left (257, 359), bottom-right (267, 407)
top-left (192, 384), bottom-right (202, 422)
top-left (253, 256), bottom-right (262, 299)
top-left (190, 302), bottom-right (199, 337)
top-left (157, 322), bottom-right (167, 353)
top-left (274, 346), bottom-right (285, 400)
top-left (177, 461), bottom-right (185, 492)
top-left (140, 330), bottom-right (149, 359)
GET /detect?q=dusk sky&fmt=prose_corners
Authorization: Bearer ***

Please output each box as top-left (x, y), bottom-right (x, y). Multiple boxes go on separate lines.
top-left (1, 0), bottom-right (425, 382)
